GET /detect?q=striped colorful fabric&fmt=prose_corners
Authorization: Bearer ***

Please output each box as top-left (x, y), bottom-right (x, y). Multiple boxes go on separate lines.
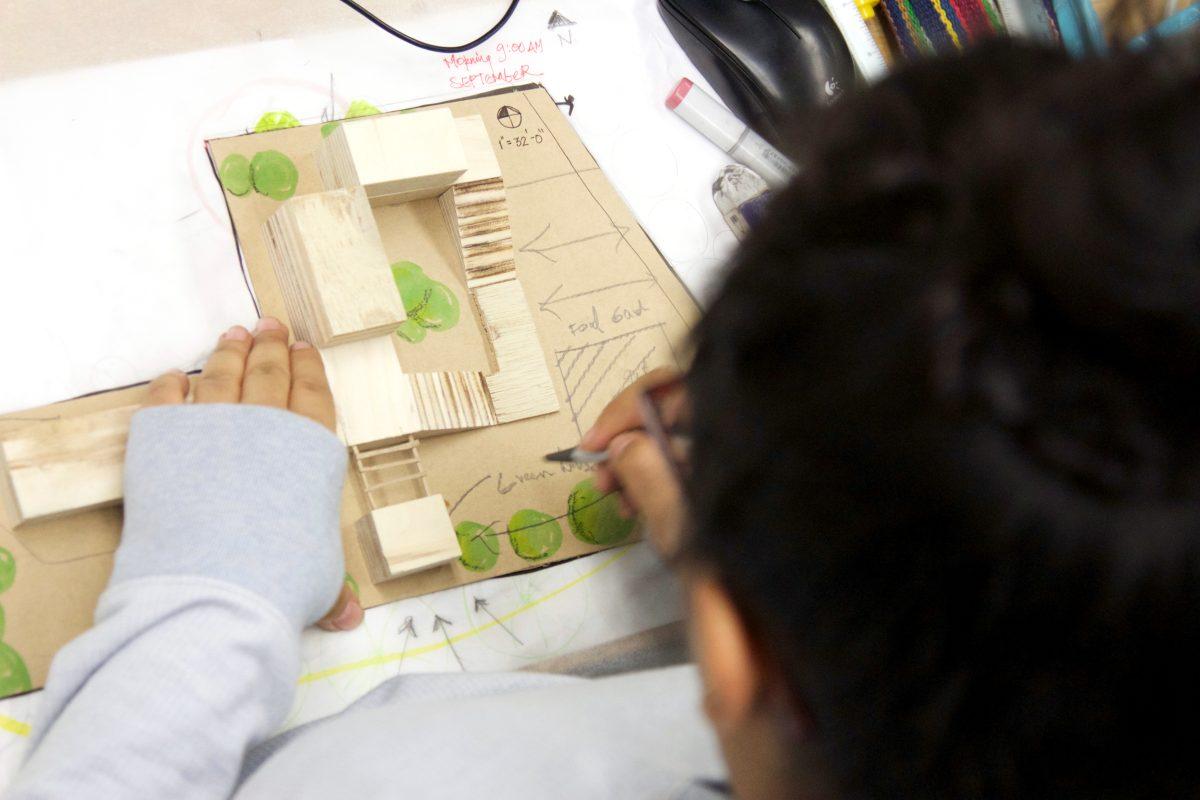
top-left (881, 0), bottom-right (1007, 58)
top-left (947, 0), bottom-right (990, 39)
top-left (902, 0), bottom-right (939, 54)
top-left (930, 0), bottom-right (968, 47)
top-left (882, 0), bottom-right (924, 58)
top-left (909, 0), bottom-right (958, 51)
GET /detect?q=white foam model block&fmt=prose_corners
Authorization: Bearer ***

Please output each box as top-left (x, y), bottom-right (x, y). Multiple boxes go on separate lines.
top-left (264, 187), bottom-right (406, 347)
top-left (473, 279), bottom-right (559, 424)
top-left (0, 405), bottom-right (135, 527)
top-left (320, 337), bottom-right (423, 447)
top-left (317, 108), bottom-right (468, 205)
top-left (356, 494), bottom-right (460, 583)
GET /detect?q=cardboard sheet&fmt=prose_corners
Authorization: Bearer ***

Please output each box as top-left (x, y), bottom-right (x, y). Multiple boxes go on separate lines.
top-left (0, 85), bottom-right (697, 696)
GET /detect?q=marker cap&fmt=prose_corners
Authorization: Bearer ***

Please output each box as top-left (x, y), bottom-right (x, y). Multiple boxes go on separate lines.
top-left (665, 78), bottom-right (742, 152)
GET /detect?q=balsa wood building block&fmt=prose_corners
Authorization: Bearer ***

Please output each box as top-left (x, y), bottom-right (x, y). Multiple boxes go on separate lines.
top-left (409, 371), bottom-right (498, 433)
top-left (473, 279), bottom-right (559, 423)
top-left (320, 337), bottom-right (423, 447)
top-left (0, 405), bottom-right (135, 528)
top-left (264, 187), bottom-right (407, 347)
top-left (318, 109), bottom-right (468, 206)
top-left (440, 116), bottom-right (516, 290)
top-left (453, 115), bottom-right (502, 183)
top-left (355, 494), bottom-right (460, 583)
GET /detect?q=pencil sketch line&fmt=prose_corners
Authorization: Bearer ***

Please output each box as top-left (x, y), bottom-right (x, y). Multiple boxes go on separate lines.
top-left (520, 228), bottom-right (627, 261)
top-left (555, 335), bottom-right (574, 368)
top-left (552, 323), bottom-right (667, 358)
top-left (565, 341), bottom-right (608, 403)
top-left (520, 221), bottom-right (554, 262)
top-left (538, 278), bottom-right (655, 313)
top-left (505, 167), bottom-right (599, 191)
top-left (524, 99), bottom-right (689, 326)
top-left (449, 474), bottom-right (491, 515)
top-left (573, 332), bottom-right (639, 425)
top-left (560, 346), bottom-right (587, 384)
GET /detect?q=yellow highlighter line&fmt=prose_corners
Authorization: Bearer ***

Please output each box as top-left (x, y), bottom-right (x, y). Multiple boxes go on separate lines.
top-left (300, 546), bottom-right (635, 685)
top-left (0, 714), bottom-right (31, 737)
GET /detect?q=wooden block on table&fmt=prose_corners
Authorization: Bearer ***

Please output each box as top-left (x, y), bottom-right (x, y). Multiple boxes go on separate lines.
top-left (453, 115), bottom-right (502, 183)
top-left (473, 279), bottom-right (559, 424)
top-left (320, 336), bottom-right (423, 447)
top-left (0, 405), bottom-right (135, 528)
top-left (317, 109), bottom-right (468, 206)
top-left (355, 494), bottom-right (460, 583)
top-left (264, 187), bottom-right (406, 347)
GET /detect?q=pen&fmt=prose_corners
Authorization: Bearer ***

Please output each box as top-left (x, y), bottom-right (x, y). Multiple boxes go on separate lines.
top-left (544, 446), bottom-right (609, 464)
top-left (666, 78), bottom-right (797, 189)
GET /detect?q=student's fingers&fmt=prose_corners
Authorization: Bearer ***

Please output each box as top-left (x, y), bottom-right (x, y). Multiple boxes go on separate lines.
top-left (193, 326), bottom-right (253, 404)
top-left (579, 367), bottom-right (679, 451)
top-left (240, 318), bottom-right (292, 409)
top-left (316, 583), bottom-right (364, 632)
top-left (288, 342), bottom-right (336, 432)
top-left (606, 430), bottom-right (686, 557)
top-left (143, 371), bottom-right (190, 407)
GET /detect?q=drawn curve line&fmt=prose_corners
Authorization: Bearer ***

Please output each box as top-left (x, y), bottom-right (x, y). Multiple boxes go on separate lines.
top-left (298, 547), bottom-right (634, 684)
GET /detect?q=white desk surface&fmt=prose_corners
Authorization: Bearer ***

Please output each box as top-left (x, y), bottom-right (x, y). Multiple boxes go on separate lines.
top-left (0, 0), bottom-right (745, 779)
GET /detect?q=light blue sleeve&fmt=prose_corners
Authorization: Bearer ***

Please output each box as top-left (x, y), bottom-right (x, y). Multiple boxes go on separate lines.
top-left (8, 404), bottom-right (347, 800)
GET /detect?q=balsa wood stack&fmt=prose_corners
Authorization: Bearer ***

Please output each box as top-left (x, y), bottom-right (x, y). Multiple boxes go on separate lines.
top-left (263, 187), bottom-right (407, 348)
top-left (442, 116), bottom-right (559, 424)
top-left (409, 371), bottom-right (498, 433)
top-left (317, 109), bottom-right (468, 206)
top-left (473, 280), bottom-right (559, 423)
top-left (440, 116), bottom-right (515, 290)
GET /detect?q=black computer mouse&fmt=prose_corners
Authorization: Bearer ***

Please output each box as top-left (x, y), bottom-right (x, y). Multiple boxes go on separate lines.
top-left (659, 0), bottom-right (856, 148)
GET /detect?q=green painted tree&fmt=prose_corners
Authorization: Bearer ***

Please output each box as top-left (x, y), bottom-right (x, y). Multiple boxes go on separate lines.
top-left (508, 510), bottom-right (563, 561)
top-left (0, 547), bottom-right (32, 698)
top-left (567, 478), bottom-right (636, 546)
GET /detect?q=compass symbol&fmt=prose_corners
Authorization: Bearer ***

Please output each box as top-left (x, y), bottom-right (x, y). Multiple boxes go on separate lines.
top-left (497, 105), bottom-right (523, 129)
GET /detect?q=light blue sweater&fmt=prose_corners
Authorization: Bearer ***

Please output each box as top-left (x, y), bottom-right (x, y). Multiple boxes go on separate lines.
top-left (7, 405), bottom-right (726, 799)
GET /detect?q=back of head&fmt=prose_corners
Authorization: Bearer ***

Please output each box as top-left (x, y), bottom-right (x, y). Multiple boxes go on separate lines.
top-left (685, 35), bottom-right (1200, 799)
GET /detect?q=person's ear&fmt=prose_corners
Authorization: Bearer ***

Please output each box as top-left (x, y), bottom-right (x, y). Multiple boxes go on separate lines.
top-left (688, 572), bottom-right (761, 732)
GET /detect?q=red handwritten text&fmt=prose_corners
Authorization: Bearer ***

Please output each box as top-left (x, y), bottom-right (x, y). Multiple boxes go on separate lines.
top-left (443, 39), bottom-right (545, 90)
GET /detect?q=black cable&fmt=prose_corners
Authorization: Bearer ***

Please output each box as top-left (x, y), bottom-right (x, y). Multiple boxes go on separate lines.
top-left (334, 0), bottom-right (522, 53)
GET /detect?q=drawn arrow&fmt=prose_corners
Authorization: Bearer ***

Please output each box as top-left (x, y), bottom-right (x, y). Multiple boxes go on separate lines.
top-left (519, 221), bottom-right (631, 264)
top-left (537, 278), bottom-right (656, 319)
top-left (395, 617), bottom-right (416, 672)
top-left (473, 597), bottom-right (524, 645)
top-left (432, 615), bottom-right (466, 671)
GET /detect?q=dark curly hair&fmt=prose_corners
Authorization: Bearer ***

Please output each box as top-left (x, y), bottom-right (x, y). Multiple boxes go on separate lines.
top-left (684, 35), bottom-right (1200, 799)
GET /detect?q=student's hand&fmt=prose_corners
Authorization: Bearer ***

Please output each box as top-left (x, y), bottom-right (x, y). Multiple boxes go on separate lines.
top-left (143, 317), bottom-right (364, 632)
top-left (582, 368), bottom-right (687, 558)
